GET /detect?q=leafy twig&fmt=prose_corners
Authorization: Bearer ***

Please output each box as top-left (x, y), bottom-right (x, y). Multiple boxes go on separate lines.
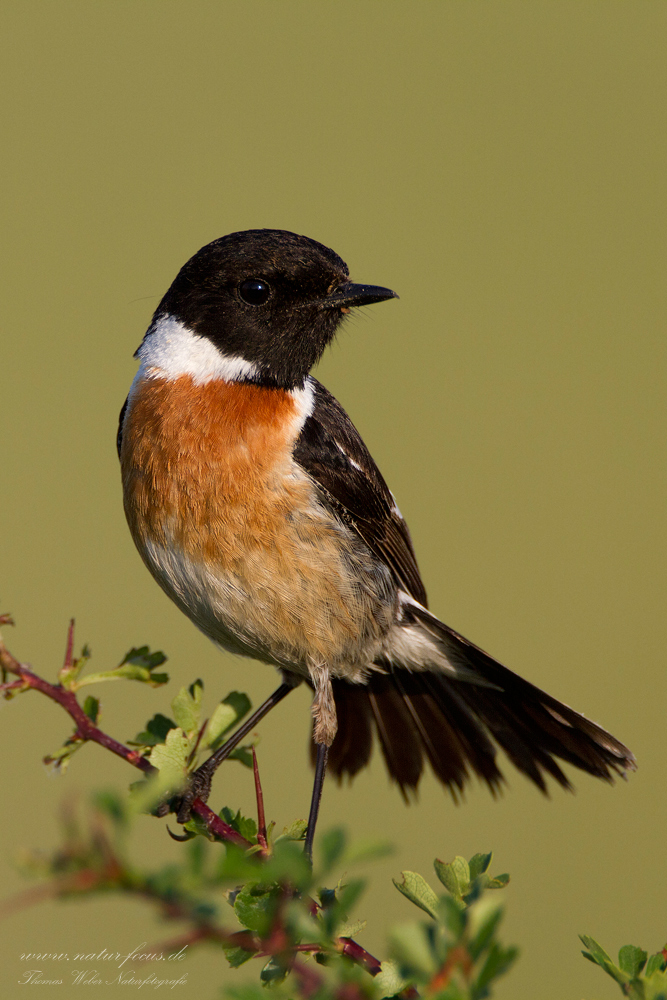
top-left (0, 628), bottom-right (152, 773)
top-left (0, 619), bottom-right (251, 849)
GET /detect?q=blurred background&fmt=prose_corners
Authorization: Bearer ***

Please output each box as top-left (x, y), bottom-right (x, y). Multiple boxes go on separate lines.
top-left (1, 3), bottom-right (665, 997)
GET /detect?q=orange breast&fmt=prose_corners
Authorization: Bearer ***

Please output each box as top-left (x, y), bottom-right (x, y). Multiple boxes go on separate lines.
top-left (121, 374), bottom-right (304, 560)
top-left (120, 373), bottom-right (395, 675)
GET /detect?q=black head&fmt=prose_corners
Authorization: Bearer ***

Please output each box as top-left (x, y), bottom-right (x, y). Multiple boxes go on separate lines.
top-left (151, 229), bottom-right (397, 389)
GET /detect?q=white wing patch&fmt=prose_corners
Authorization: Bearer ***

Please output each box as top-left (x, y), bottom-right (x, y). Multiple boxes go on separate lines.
top-left (386, 592), bottom-right (496, 687)
top-left (389, 492), bottom-right (403, 519)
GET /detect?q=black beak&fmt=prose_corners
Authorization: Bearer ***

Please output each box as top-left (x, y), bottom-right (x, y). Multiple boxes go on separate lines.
top-left (320, 281), bottom-right (399, 309)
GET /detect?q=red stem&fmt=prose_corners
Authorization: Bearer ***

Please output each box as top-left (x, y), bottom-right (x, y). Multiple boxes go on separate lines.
top-left (15, 660), bottom-right (153, 772)
top-left (252, 746), bottom-right (268, 850)
top-left (0, 680), bottom-right (25, 693)
top-left (189, 798), bottom-right (251, 849)
top-left (339, 936), bottom-right (382, 975)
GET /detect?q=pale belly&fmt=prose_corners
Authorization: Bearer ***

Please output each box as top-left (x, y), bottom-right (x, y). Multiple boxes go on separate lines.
top-left (134, 494), bottom-right (397, 680)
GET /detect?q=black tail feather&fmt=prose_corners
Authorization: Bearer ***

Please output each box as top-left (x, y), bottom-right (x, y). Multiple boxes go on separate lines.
top-left (366, 680), bottom-right (424, 795)
top-left (320, 608), bottom-right (635, 797)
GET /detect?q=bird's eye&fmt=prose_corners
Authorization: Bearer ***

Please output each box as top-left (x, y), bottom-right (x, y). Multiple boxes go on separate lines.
top-left (239, 279), bottom-right (271, 305)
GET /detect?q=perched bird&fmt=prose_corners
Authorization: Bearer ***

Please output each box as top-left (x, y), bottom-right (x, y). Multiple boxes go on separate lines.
top-left (118, 229), bottom-right (634, 851)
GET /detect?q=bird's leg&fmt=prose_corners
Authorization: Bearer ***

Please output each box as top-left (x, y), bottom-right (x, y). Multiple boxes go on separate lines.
top-left (304, 664), bottom-right (337, 861)
top-left (162, 679), bottom-right (297, 824)
top-left (304, 742), bottom-right (328, 861)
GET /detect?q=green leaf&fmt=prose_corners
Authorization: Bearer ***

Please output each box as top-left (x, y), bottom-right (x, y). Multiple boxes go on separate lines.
top-left (647, 953), bottom-right (667, 977)
top-left (388, 922), bottom-right (438, 976)
top-left (120, 646), bottom-right (168, 670)
top-left (186, 836), bottom-right (206, 877)
top-left (43, 736), bottom-right (85, 773)
top-left (59, 645), bottom-right (92, 688)
top-left (220, 807), bottom-right (258, 843)
top-left (644, 967), bottom-right (667, 1000)
top-left (260, 838), bottom-right (313, 890)
top-left (434, 859), bottom-right (456, 893)
top-left (73, 646), bottom-right (169, 690)
top-left (434, 856), bottom-right (470, 901)
top-left (393, 871), bottom-right (440, 919)
top-left (275, 819), bottom-right (308, 843)
top-left (469, 853), bottom-right (493, 880)
top-left (259, 956), bottom-right (289, 985)
top-left (468, 898), bottom-right (504, 962)
top-left (201, 702), bottom-right (238, 749)
top-left (130, 713), bottom-right (176, 746)
top-left (129, 728), bottom-right (191, 813)
top-left (318, 877), bottom-right (366, 938)
top-left (474, 942), bottom-right (519, 994)
top-left (204, 691), bottom-right (252, 750)
top-left (223, 945), bottom-right (255, 969)
top-left (234, 884), bottom-right (281, 935)
top-left (486, 872), bottom-right (510, 889)
top-left (335, 877), bottom-right (366, 917)
top-left (376, 960), bottom-right (409, 998)
top-left (146, 672), bottom-right (169, 685)
top-left (580, 935), bottom-right (614, 967)
top-left (438, 894), bottom-right (467, 936)
top-left (319, 827), bottom-right (347, 872)
top-left (619, 945), bottom-right (648, 978)
top-left (149, 727), bottom-right (192, 775)
top-left (222, 690), bottom-right (252, 720)
top-left (579, 936), bottom-right (629, 986)
top-left (182, 811), bottom-right (216, 841)
top-left (82, 695), bottom-right (99, 724)
top-left (452, 856), bottom-right (471, 891)
top-left (216, 844), bottom-right (263, 883)
top-left (337, 918), bottom-right (367, 938)
top-left (283, 898), bottom-right (323, 944)
top-left (171, 681), bottom-right (203, 734)
top-left (227, 746), bottom-right (254, 768)
top-left (75, 666), bottom-right (167, 688)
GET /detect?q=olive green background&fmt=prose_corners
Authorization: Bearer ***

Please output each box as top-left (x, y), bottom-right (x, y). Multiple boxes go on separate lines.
top-left (1, 3), bottom-right (665, 998)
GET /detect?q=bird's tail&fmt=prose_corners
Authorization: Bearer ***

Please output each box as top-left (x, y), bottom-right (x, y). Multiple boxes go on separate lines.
top-left (316, 605), bottom-right (636, 797)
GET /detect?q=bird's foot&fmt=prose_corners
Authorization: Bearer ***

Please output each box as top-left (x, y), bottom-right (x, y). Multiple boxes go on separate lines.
top-left (154, 681), bottom-right (297, 828)
top-left (155, 762), bottom-right (214, 823)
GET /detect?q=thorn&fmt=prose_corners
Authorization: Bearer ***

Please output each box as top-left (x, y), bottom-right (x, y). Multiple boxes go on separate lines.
top-left (252, 746), bottom-right (268, 851)
top-left (0, 614), bottom-right (15, 627)
top-left (186, 719), bottom-right (207, 766)
top-left (63, 619), bottom-right (75, 670)
top-left (166, 825), bottom-right (191, 842)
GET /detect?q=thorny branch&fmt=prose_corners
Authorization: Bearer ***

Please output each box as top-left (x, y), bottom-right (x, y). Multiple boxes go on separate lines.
top-left (0, 616), bottom-right (385, 985)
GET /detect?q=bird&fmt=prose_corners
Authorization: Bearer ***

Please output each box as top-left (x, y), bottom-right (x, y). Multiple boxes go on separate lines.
top-left (118, 228), bottom-right (635, 854)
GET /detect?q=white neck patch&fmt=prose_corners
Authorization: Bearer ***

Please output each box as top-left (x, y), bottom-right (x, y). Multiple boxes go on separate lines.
top-left (292, 375), bottom-right (316, 424)
top-left (136, 315), bottom-right (259, 385)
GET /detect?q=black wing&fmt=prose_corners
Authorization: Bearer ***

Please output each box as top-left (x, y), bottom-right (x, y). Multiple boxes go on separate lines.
top-left (117, 396), bottom-right (129, 458)
top-left (293, 378), bottom-right (428, 606)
